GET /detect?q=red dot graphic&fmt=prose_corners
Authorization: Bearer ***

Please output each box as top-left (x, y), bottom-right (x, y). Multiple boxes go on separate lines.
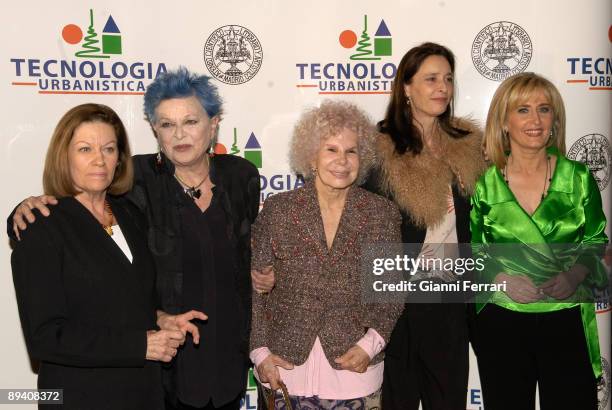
top-left (62, 24), bottom-right (83, 44)
top-left (339, 30), bottom-right (358, 48)
top-left (214, 143), bottom-right (228, 155)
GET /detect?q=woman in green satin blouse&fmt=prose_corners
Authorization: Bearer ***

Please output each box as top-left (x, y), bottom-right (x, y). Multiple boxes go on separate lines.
top-left (470, 72), bottom-right (608, 410)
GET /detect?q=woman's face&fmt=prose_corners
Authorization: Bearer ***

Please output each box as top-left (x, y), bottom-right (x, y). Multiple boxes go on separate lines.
top-left (153, 95), bottom-right (219, 169)
top-left (68, 121), bottom-right (119, 195)
top-left (505, 89), bottom-right (553, 153)
top-left (313, 128), bottom-right (360, 191)
top-left (403, 55), bottom-right (453, 124)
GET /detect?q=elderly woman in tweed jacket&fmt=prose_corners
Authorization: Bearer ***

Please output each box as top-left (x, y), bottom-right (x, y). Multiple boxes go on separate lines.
top-left (250, 100), bottom-right (403, 410)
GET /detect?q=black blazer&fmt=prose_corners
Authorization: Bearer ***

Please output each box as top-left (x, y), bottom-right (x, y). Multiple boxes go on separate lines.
top-left (11, 196), bottom-right (163, 410)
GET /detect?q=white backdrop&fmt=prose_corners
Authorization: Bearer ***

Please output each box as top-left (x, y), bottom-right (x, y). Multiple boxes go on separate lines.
top-left (1, 1), bottom-right (610, 409)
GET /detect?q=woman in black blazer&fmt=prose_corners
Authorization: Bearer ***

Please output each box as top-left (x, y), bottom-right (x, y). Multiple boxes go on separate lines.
top-left (11, 104), bottom-right (186, 409)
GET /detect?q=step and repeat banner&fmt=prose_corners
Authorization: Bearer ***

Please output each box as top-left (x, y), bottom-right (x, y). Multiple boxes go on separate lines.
top-left (1, 1), bottom-right (610, 409)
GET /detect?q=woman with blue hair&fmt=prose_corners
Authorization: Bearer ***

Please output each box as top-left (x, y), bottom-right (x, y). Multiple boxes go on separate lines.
top-left (136, 67), bottom-right (261, 410)
top-left (11, 67), bottom-right (271, 410)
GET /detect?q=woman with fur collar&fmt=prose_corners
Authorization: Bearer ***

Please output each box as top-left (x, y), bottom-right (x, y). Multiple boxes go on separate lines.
top-left (363, 42), bottom-right (486, 410)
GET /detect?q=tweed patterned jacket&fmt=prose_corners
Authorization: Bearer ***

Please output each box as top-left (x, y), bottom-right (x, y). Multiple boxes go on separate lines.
top-left (250, 181), bottom-right (403, 370)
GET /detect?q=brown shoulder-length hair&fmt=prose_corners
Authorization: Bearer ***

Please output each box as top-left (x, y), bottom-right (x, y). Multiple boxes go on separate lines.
top-left (484, 72), bottom-right (566, 169)
top-left (43, 103), bottom-right (133, 197)
top-left (378, 42), bottom-right (469, 155)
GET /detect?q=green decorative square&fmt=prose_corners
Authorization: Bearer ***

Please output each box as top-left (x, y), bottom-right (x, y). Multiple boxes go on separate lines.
top-left (102, 35), bottom-right (122, 54)
top-left (247, 368), bottom-right (257, 390)
top-left (374, 38), bottom-right (392, 56)
top-left (244, 150), bottom-right (262, 169)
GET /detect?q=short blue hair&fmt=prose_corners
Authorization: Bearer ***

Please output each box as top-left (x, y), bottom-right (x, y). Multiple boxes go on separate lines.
top-left (143, 67), bottom-right (223, 123)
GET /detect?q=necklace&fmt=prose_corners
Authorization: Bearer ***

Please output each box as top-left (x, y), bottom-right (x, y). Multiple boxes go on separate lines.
top-left (503, 155), bottom-right (551, 200)
top-left (102, 201), bottom-right (114, 236)
top-left (174, 172), bottom-right (208, 200)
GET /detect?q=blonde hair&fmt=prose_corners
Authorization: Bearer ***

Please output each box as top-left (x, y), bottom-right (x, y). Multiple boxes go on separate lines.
top-left (484, 72), bottom-right (566, 169)
top-left (43, 104), bottom-right (133, 197)
top-left (289, 100), bottom-right (377, 185)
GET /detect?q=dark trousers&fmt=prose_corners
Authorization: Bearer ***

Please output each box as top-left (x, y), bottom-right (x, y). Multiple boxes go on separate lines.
top-left (165, 395), bottom-right (242, 410)
top-left (472, 304), bottom-right (597, 410)
top-left (382, 303), bottom-right (469, 410)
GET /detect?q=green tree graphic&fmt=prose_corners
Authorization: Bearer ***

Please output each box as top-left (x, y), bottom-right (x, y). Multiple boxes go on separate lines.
top-left (350, 15), bottom-right (378, 61)
top-left (230, 127), bottom-right (240, 155)
top-left (75, 9), bottom-right (109, 59)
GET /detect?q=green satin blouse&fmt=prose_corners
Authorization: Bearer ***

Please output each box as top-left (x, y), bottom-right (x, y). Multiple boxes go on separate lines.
top-left (470, 150), bottom-right (609, 378)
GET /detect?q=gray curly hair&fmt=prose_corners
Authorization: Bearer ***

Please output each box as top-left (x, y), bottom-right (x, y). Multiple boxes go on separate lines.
top-left (289, 100), bottom-right (377, 185)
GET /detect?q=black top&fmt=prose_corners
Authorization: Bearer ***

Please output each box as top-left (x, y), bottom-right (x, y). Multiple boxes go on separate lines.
top-left (175, 184), bottom-right (245, 407)
top-left (10, 196), bottom-right (163, 410)
top-left (128, 153), bottom-right (260, 405)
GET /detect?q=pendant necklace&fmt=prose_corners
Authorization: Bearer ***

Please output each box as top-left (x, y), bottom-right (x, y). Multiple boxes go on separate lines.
top-left (174, 172), bottom-right (208, 200)
top-left (101, 201), bottom-right (114, 236)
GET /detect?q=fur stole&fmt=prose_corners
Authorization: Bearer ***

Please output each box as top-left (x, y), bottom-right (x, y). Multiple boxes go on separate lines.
top-left (376, 118), bottom-right (486, 229)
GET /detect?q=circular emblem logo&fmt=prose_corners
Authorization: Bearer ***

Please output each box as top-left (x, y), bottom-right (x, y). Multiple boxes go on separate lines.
top-left (567, 134), bottom-right (611, 191)
top-left (599, 357), bottom-right (610, 409)
top-left (472, 21), bottom-right (533, 81)
top-left (203, 25), bottom-right (263, 85)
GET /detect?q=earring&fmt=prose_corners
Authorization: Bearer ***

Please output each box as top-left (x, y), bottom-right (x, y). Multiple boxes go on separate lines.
top-left (311, 167), bottom-right (318, 177)
top-left (210, 120), bottom-right (220, 156)
top-left (547, 129), bottom-right (554, 145)
top-left (208, 137), bottom-right (217, 156)
top-left (156, 144), bottom-right (162, 166)
top-left (406, 96), bottom-right (411, 106)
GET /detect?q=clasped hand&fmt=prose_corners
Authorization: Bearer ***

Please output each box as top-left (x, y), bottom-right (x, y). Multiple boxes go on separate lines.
top-left (497, 265), bottom-right (587, 303)
top-left (251, 265), bottom-right (275, 294)
top-left (157, 310), bottom-right (208, 344)
top-left (147, 310), bottom-right (207, 362)
top-left (539, 265), bottom-right (587, 300)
